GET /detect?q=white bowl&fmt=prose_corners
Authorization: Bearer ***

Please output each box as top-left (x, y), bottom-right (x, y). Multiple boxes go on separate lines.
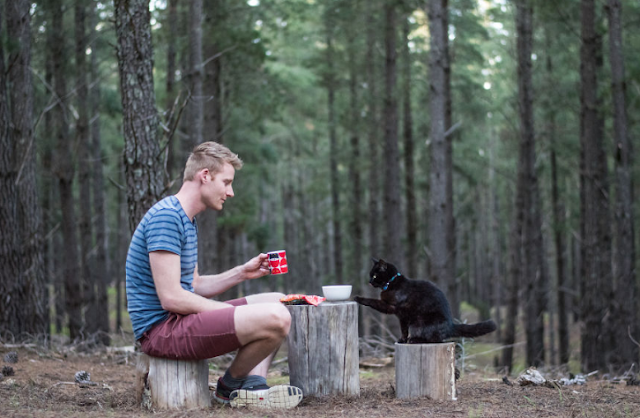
top-left (322, 285), bottom-right (352, 301)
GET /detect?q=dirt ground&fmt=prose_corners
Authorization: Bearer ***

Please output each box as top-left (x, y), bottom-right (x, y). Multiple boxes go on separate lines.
top-left (1, 343), bottom-right (639, 418)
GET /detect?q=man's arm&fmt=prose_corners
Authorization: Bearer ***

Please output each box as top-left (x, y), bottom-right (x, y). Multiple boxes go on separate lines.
top-left (149, 250), bottom-right (230, 313)
top-left (193, 253), bottom-right (270, 298)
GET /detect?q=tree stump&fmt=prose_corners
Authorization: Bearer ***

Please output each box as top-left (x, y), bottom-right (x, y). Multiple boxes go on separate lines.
top-left (395, 342), bottom-right (457, 400)
top-left (136, 353), bottom-right (211, 409)
top-left (286, 301), bottom-right (360, 396)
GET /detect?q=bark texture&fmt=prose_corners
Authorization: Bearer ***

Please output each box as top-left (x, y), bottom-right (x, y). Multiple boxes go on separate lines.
top-left (607, 0), bottom-right (637, 368)
top-left (347, 10), bottom-right (363, 291)
top-left (364, 0), bottom-right (381, 338)
top-left (0, 3), bottom-right (22, 338)
top-left (1, 0), bottom-right (48, 339)
top-left (401, 16), bottom-right (416, 278)
top-left (89, 2), bottom-right (110, 344)
top-left (580, 0), bottom-right (612, 372)
top-left (383, 0), bottom-right (402, 266)
top-left (115, 0), bottom-right (164, 232)
top-left (50, 0), bottom-right (83, 340)
top-left (395, 342), bottom-right (456, 400)
top-left (515, 0), bottom-right (545, 367)
top-left (286, 302), bottom-right (360, 396)
top-left (76, 0), bottom-right (97, 337)
top-left (427, 0), bottom-right (455, 307)
top-left (325, 6), bottom-right (343, 280)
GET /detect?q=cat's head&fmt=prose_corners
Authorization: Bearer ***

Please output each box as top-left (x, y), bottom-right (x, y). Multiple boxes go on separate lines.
top-left (369, 258), bottom-right (399, 288)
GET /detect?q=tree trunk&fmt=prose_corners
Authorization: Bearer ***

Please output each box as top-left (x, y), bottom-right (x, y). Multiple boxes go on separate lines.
top-left (442, 0), bottom-right (457, 319)
top-left (364, 0), bottom-right (381, 338)
top-left (488, 136), bottom-right (502, 343)
top-left (607, 0), bottom-right (637, 369)
top-left (347, 11), bottom-right (363, 290)
top-left (383, 0), bottom-right (402, 266)
top-left (580, 0), bottom-right (612, 372)
top-left (75, 0), bottom-right (97, 338)
top-left (543, 30), bottom-right (568, 365)
top-left (41, 40), bottom-right (56, 336)
top-left (199, 9), bottom-right (224, 275)
top-left (502, 180), bottom-right (520, 373)
top-left (164, 0), bottom-right (179, 182)
top-left (515, 0), bottom-right (545, 367)
top-left (188, 0), bottom-right (203, 148)
top-left (116, 168), bottom-right (127, 332)
top-left (89, 2), bottom-right (110, 345)
top-left (0, 3), bottom-right (22, 340)
top-left (427, 0), bottom-right (454, 307)
top-left (401, 15), bottom-right (417, 278)
top-left (48, 0), bottom-right (84, 341)
top-left (188, 0), bottom-right (218, 281)
top-left (115, 0), bottom-right (164, 232)
top-left (325, 6), bottom-right (343, 281)
top-left (0, 0), bottom-right (48, 340)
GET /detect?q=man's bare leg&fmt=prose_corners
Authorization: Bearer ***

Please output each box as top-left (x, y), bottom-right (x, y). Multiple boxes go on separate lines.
top-left (217, 295), bottom-right (303, 409)
top-left (242, 293), bottom-right (285, 377)
top-left (226, 298), bottom-right (289, 379)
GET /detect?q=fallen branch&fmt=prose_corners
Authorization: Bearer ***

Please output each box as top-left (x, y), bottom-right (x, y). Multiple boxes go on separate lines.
top-left (1, 343), bottom-right (37, 349)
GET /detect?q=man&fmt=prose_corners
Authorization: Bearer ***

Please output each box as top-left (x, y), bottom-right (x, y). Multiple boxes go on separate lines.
top-left (125, 142), bottom-right (303, 409)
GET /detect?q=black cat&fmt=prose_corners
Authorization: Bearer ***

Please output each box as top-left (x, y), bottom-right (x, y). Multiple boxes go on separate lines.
top-left (354, 259), bottom-right (497, 344)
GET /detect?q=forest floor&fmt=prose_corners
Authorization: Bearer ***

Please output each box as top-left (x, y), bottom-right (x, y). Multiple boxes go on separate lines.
top-left (1, 341), bottom-right (639, 418)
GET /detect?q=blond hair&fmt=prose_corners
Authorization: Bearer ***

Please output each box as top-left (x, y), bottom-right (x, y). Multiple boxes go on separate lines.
top-left (183, 142), bottom-right (243, 181)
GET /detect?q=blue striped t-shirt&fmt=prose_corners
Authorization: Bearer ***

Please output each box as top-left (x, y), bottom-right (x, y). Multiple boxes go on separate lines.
top-left (125, 195), bottom-right (198, 340)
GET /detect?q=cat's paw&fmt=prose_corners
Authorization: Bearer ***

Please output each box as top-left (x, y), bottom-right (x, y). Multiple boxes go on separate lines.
top-left (353, 296), bottom-right (364, 304)
top-left (397, 337), bottom-right (408, 344)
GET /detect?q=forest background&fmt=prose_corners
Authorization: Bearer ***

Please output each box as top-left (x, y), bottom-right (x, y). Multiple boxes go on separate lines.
top-left (1, 0), bottom-right (638, 378)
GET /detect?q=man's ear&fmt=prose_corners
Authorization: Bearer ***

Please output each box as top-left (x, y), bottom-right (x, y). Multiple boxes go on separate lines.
top-left (199, 168), bottom-right (210, 183)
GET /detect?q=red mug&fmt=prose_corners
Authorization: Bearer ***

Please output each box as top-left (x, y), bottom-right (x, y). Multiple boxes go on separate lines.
top-left (267, 250), bottom-right (288, 275)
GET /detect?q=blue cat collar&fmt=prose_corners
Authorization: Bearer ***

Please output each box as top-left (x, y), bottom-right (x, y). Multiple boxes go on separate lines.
top-left (382, 272), bottom-right (401, 290)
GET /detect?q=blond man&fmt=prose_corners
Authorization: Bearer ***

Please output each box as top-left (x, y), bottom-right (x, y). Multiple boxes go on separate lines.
top-left (126, 142), bottom-right (302, 408)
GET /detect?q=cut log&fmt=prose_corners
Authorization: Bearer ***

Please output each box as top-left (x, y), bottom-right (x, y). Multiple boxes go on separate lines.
top-left (286, 301), bottom-right (360, 396)
top-left (136, 353), bottom-right (211, 409)
top-left (395, 342), bottom-right (457, 400)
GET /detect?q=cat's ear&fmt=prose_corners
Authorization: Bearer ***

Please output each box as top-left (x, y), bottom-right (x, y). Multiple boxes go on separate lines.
top-left (371, 257), bottom-right (379, 264)
top-left (378, 259), bottom-right (387, 269)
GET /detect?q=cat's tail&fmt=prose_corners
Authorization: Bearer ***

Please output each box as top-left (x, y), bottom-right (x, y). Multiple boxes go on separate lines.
top-left (451, 320), bottom-right (497, 339)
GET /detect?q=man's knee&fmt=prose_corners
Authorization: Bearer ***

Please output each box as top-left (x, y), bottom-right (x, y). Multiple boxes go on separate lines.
top-left (266, 303), bottom-right (291, 337)
top-left (234, 302), bottom-right (291, 344)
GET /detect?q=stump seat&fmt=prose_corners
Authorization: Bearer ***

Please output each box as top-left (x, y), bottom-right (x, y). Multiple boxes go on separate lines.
top-left (395, 342), bottom-right (457, 400)
top-left (136, 354), bottom-right (211, 410)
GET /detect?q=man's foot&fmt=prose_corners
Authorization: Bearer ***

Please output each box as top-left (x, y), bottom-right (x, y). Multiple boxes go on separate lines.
top-left (230, 384), bottom-right (303, 409)
top-left (213, 377), bottom-right (236, 405)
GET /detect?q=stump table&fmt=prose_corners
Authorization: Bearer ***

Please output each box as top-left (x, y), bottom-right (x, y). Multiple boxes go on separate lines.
top-left (395, 342), bottom-right (457, 400)
top-left (136, 354), bottom-right (211, 410)
top-left (286, 301), bottom-right (360, 397)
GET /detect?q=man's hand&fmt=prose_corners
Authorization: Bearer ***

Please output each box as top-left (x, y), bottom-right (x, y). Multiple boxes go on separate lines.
top-left (242, 253), bottom-right (271, 280)
top-left (193, 253), bottom-right (271, 298)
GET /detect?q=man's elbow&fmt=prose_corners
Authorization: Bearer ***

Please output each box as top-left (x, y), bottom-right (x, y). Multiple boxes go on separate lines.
top-left (159, 294), bottom-right (181, 313)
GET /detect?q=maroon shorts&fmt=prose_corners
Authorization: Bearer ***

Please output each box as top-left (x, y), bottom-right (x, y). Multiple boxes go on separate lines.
top-left (139, 297), bottom-right (247, 360)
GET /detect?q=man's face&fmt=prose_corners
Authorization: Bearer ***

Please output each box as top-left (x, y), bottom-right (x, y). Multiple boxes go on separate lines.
top-left (203, 163), bottom-right (235, 211)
